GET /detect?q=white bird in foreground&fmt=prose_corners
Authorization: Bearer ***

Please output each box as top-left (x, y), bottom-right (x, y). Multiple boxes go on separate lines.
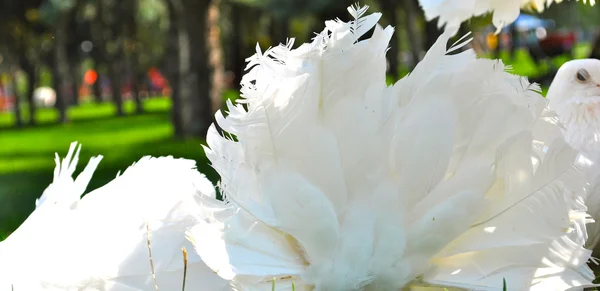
top-left (418, 0), bottom-right (595, 33)
top-left (547, 59), bottom-right (600, 158)
top-left (0, 142), bottom-right (230, 291)
top-left (547, 58), bottom-right (600, 253)
top-left (187, 5), bottom-right (596, 291)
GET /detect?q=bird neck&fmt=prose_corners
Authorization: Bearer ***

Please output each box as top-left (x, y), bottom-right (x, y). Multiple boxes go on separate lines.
top-left (556, 103), bottom-right (600, 156)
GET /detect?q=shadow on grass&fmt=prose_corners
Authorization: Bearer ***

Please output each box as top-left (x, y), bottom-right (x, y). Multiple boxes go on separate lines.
top-left (0, 137), bottom-right (218, 238)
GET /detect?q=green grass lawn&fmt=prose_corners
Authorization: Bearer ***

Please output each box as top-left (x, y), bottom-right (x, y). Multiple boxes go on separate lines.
top-left (0, 97), bottom-right (219, 239)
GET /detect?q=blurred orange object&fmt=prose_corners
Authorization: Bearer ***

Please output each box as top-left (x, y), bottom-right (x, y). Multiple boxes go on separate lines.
top-left (84, 69), bottom-right (98, 85)
top-left (486, 33), bottom-right (498, 50)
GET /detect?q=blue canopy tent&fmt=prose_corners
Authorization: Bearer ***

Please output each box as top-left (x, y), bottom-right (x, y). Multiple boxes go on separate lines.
top-left (504, 14), bottom-right (556, 32)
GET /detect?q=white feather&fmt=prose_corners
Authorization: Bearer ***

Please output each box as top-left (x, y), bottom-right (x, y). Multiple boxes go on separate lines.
top-left (418, 0), bottom-right (595, 33)
top-left (0, 142), bottom-right (230, 291)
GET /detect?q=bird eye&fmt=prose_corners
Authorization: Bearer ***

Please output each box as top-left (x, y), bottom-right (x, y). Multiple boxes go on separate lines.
top-left (576, 69), bottom-right (590, 83)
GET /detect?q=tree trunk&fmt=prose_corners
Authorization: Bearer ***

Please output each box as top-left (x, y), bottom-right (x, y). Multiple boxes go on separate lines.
top-left (125, 51), bottom-right (144, 114)
top-left (585, 4), bottom-right (600, 59)
top-left (123, 0), bottom-right (144, 114)
top-left (18, 55), bottom-right (36, 125)
top-left (229, 2), bottom-right (245, 89)
top-left (24, 66), bottom-right (36, 125)
top-left (53, 14), bottom-right (71, 124)
top-left (132, 72), bottom-right (144, 114)
top-left (165, 0), bottom-right (180, 123)
top-left (403, 0), bottom-right (423, 69)
top-left (90, 0), bottom-right (124, 115)
top-left (91, 52), bottom-right (104, 102)
top-left (11, 71), bottom-right (23, 128)
top-left (590, 29), bottom-right (600, 59)
top-left (379, 0), bottom-right (399, 79)
top-left (269, 16), bottom-right (290, 47)
top-left (108, 61), bottom-right (124, 116)
top-left (92, 70), bottom-right (103, 102)
top-left (208, 0), bottom-right (224, 113)
top-left (70, 62), bottom-right (80, 105)
top-left (168, 0), bottom-right (214, 138)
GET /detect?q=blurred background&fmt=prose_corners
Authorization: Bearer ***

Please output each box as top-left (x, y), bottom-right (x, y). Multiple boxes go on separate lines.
top-left (0, 0), bottom-right (597, 238)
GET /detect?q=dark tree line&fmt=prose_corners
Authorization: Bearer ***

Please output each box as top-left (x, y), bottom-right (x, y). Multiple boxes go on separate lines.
top-left (0, 0), bottom-right (443, 138)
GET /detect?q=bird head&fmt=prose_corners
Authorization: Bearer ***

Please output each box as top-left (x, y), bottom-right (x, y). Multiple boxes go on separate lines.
top-left (547, 59), bottom-right (600, 113)
top-left (547, 58), bottom-right (600, 154)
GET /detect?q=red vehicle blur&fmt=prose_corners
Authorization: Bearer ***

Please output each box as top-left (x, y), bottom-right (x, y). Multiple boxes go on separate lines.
top-left (509, 14), bottom-right (576, 66)
top-left (534, 31), bottom-right (577, 63)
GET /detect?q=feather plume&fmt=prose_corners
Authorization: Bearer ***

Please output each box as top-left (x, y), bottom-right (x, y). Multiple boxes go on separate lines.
top-left (189, 5), bottom-right (595, 291)
top-left (0, 142), bottom-right (230, 291)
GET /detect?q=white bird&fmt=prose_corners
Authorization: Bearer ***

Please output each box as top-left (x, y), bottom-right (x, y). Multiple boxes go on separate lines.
top-left (187, 5), bottom-right (596, 291)
top-left (0, 142), bottom-right (230, 291)
top-left (547, 58), bottom-right (600, 252)
top-left (418, 0), bottom-right (595, 33)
